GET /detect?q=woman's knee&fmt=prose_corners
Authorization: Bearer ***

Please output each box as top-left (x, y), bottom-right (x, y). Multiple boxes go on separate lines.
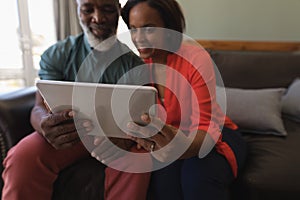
top-left (221, 128), bottom-right (248, 173)
top-left (181, 153), bottom-right (233, 200)
top-left (148, 160), bottom-right (183, 200)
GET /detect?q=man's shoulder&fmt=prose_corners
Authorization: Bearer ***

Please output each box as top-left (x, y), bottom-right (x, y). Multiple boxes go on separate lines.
top-left (41, 33), bottom-right (88, 61)
top-left (52, 33), bottom-right (86, 51)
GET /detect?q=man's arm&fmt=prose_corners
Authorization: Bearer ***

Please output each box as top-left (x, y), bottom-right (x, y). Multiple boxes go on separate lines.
top-left (30, 91), bottom-right (50, 133)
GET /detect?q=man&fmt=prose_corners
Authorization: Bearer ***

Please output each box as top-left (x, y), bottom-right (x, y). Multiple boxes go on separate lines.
top-left (1, 0), bottom-right (150, 199)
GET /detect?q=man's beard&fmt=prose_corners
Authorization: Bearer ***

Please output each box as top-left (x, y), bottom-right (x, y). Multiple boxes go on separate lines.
top-left (79, 20), bottom-right (117, 52)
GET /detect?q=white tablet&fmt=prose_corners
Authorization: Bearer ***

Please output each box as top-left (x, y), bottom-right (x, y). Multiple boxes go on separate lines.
top-left (36, 80), bottom-right (158, 138)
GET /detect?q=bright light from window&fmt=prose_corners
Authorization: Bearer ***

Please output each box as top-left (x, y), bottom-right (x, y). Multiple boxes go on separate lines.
top-left (118, 0), bottom-right (129, 34)
top-left (0, 1), bottom-right (22, 69)
top-left (28, 0), bottom-right (56, 69)
top-left (0, 0), bottom-right (56, 94)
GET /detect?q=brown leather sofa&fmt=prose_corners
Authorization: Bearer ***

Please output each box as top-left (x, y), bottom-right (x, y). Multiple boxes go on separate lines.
top-left (1, 49), bottom-right (300, 200)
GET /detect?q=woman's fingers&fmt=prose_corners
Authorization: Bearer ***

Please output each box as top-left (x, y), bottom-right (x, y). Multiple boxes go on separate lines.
top-left (92, 136), bottom-right (131, 165)
top-left (127, 121), bottom-right (159, 138)
top-left (141, 114), bottom-right (165, 134)
top-left (127, 113), bottom-right (178, 151)
top-left (140, 114), bottom-right (176, 139)
top-left (129, 137), bottom-right (157, 152)
top-left (127, 113), bottom-right (168, 138)
top-left (91, 138), bottom-right (112, 157)
top-left (96, 145), bottom-right (125, 164)
top-left (94, 136), bottom-right (106, 145)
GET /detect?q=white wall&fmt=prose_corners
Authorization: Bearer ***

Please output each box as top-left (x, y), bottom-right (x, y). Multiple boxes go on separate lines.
top-left (177, 0), bottom-right (300, 41)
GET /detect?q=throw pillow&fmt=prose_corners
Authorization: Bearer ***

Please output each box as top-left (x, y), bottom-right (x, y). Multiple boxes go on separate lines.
top-left (281, 78), bottom-right (300, 122)
top-left (216, 87), bottom-right (287, 136)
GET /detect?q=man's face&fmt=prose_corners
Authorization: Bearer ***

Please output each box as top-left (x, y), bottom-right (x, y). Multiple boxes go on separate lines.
top-left (77, 0), bottom-right (120, 41)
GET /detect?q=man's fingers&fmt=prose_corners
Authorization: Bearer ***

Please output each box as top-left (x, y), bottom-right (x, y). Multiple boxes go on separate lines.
top-left (51, 132), bottom-right (81, 149)
top-left (55, 132), bottom-right (79, 144)
top-left (44, 109), bottom-right (75, 127)
top-left (47, 118), bottom-right (93, 139)
top-left (71, 119), bottom-right (94, 137)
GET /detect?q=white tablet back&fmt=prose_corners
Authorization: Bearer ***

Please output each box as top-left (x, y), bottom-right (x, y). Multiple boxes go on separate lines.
top-left (36, 80), bottom-right (157, 138)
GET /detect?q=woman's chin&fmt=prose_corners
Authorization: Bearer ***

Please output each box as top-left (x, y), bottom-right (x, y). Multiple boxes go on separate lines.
top-left (138, 48), bottom-right (154, 59)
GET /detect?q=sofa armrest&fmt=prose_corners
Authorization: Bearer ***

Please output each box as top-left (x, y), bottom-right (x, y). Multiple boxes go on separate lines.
top-left (0, 87), bottom-right (36, 158)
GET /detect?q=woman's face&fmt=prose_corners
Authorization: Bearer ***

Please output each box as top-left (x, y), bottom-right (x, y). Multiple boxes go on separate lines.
top-left (129, 2), bottom-right (166, 60)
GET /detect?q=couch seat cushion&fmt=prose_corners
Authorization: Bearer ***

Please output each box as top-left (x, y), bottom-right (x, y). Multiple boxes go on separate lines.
top-left (232, 118), bottom-right (300, 200)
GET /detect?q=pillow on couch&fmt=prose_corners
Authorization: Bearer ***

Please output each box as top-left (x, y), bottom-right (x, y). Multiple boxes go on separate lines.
top-left (281, 78), bottom-right (300, 122)
top-left (217, 87), bottom-right (287, 136)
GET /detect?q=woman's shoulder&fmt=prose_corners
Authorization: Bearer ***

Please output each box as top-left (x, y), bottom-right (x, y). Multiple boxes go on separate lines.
top-left (172, 41), bottom-right (215, 78)
top-left (177, 41), bottom-right (211, 60)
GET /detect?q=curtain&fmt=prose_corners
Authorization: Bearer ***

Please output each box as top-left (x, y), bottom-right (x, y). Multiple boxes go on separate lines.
top-left (53, 0), bottom-right (82, 41)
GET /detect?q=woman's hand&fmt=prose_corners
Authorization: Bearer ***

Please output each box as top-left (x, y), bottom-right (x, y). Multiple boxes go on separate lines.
top-left (40, 109), bottom-right (93, 149)
top-left (91, 137), bottom-right (134, 165)
top-left (127, 114), bottom-right (194, 162)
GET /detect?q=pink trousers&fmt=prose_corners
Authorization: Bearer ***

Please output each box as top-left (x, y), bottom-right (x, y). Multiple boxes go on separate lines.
top-left (1, 132), bottom-right (150, 200)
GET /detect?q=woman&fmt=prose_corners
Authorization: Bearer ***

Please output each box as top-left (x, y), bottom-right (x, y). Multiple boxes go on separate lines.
top-left (122, 0), bottom-right (247, 199)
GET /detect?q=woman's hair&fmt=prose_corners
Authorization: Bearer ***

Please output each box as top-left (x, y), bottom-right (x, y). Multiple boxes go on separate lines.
top-left (121, 0), bottom-right (186, 52)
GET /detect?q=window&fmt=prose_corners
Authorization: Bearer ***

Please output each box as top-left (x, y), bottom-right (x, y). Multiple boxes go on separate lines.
top-left (118, 0), bottom-right (129, 34)
top-left (0, 0), bottom-right (128, 95)
top-left (0, 0), bottom-right (56, 94)
top-left (117, 0), bottom-right (136, 52)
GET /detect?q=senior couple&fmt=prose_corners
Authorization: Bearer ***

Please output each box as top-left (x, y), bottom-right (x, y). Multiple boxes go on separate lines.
top-left (2, 0), bottom-right (246, 200)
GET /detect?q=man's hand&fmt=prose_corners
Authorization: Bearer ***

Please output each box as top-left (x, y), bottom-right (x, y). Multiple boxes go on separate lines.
top-left (40, 109), bottom-right (93, 149)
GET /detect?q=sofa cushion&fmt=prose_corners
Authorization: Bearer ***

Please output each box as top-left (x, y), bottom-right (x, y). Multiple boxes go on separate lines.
top-left (281, 78), bottom-right (300, 122)
top-left (217, 87), bottom-right (287, 136)
top-left (232, 118), bottom-right (300, 200)
top-left (52, 157), bottom-right (105, 200)
top-left (0, 87), bottom-right (36, 149)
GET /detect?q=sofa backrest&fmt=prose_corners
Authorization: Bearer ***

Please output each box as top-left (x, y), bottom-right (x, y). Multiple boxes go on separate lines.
top-left (209, 50), bottom-right (300, 89)
top-left (0, 87), bottom-right (36, 152)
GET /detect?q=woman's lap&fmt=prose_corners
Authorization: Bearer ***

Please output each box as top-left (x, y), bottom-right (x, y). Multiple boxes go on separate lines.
top-left (148, 128), bottom-right (247, 200)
